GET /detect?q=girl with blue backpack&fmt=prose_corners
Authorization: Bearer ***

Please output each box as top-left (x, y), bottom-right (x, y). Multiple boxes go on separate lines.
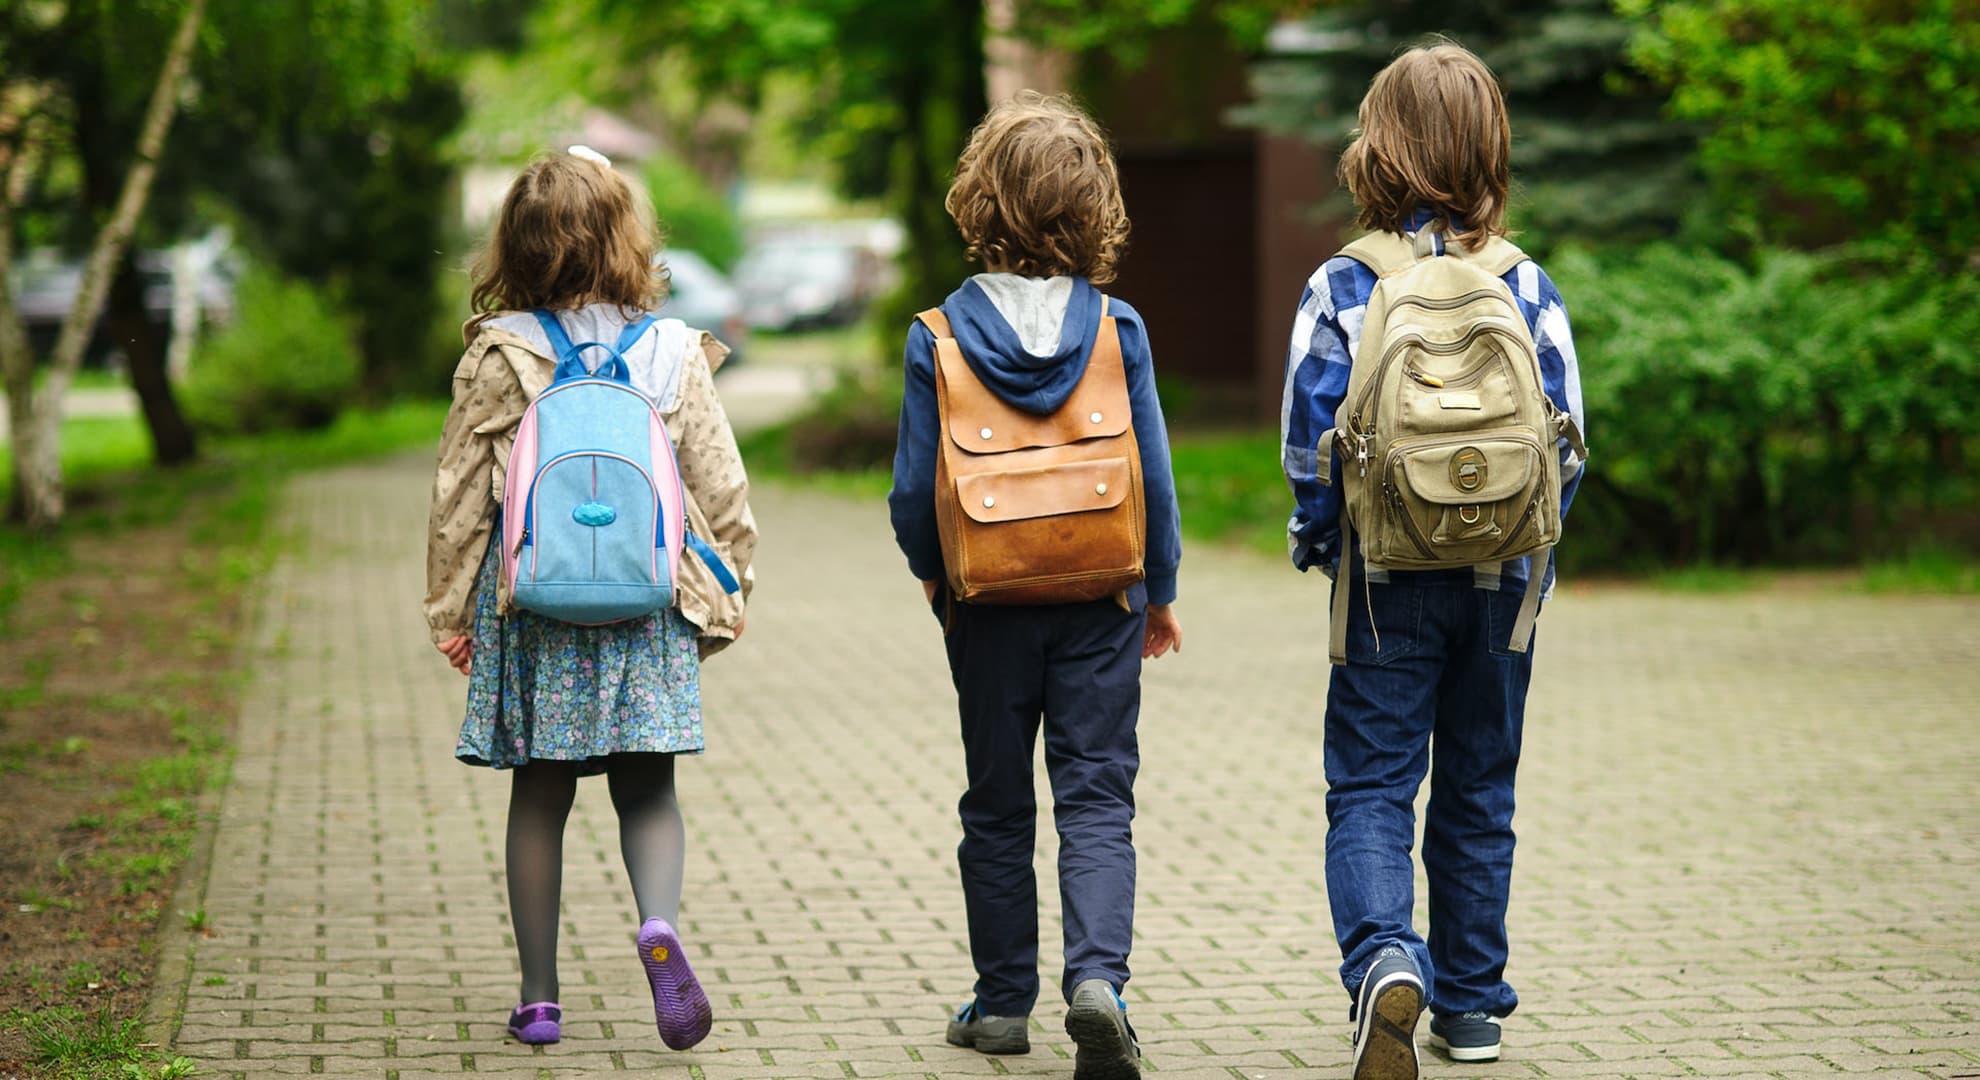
top-left (422, 148), bottom-right (756, 1052)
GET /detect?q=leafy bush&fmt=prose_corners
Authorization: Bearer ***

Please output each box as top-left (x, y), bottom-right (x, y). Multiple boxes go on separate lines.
top-left (1623, 0), bottom-right (1980, 256)
top-left (1552, 243), bottom-right (1980, 568)
top-left (643, 155), bottom-right (742, 272)
top-left (185, 270), bottom-right (362, 434)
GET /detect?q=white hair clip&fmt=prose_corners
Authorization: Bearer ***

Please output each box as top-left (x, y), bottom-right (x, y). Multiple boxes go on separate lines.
top-left (567, 144), bottom-right (611, 167)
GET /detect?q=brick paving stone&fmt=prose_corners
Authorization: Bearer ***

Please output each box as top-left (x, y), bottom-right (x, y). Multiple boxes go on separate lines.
top-left (159, 456), bottom-right (1980, 1078)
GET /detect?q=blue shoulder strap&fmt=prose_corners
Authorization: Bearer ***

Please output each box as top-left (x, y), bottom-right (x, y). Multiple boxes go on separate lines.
top-left (683, 532), bottom-right (741, 594)
top-left (531, 310), bottom-right (579, 361)
top-left (533, 311), bottom-right (659, 384)
top-left (613, 314), bottom-right (657, 355)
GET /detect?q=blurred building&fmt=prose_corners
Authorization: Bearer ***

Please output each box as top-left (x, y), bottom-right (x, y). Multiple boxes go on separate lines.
top-left (986, 7), bottom-right (1345, 421)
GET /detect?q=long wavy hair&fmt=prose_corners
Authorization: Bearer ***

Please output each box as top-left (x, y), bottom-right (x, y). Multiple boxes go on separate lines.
top-left (1338, 41), bottom-right (1513, 250)
top-left (469, 153), bottom-right (665, 331)
top-left (946, 91), bottom-right (1130, 284)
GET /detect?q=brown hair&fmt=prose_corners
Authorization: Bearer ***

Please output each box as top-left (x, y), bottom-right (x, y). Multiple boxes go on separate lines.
top-left (469, 153), bottom-right (664, 328)
top-left (1338, 41), bottom-right (1512, 250)
top-left (946, 92), bottom-right (1130, 284)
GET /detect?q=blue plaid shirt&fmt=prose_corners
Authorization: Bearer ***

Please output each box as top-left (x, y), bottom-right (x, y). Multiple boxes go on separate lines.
top-left (1279, 210), bottom-right (1586, 595)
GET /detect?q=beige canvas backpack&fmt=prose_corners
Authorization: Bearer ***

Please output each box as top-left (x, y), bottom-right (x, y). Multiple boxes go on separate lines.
top-left (1321, 227), bottom-right (1586, 663)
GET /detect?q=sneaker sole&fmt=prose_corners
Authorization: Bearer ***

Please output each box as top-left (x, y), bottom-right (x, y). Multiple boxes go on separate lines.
top-left (637, 920), bottom-right (713, 1051)
top-left (946, 1024), bottom-right (1030, 1055)
top-left (507, 1021), bottom-right (559, 1045)
top-left (1429, 1031), bottom-right (1501, 1063)
top-left (1065, 985), bottom-right (1139, 1080)
top-left (1353, 977), bottom-right (1422, 1080)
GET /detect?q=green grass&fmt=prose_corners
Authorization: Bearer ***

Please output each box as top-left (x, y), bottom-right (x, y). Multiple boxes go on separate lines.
top-left (1862, 544), bottom-right (1980, 594)
top-left (1167, 428), bottom-right (1288, 556)
top-left (0, 400), bottom-right (447, 627)
top-left (10, 1005), bottom-right (195, 1079)
top-left (1648, 564), bottom-right (1774, 593)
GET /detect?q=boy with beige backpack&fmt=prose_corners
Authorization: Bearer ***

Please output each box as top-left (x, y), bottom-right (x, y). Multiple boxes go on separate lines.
top-left (1280, 42), bottom-right (1587, 1079)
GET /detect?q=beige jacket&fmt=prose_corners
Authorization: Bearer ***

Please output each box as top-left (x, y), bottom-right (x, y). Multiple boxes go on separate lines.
top-left (422, 316), bottom-right (756, 657)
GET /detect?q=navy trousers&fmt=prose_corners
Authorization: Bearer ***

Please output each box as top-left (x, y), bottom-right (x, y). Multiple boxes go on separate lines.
top-left (937, 583), bottom-right (1146, 1018)
top-left (1324, 579), bottom-right (1534, 1018)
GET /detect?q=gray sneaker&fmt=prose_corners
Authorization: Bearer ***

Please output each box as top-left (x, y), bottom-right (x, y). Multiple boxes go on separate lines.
top-left (1065, 979), bottom-right (1140, 1080)
top-left (1429, 1011), bottom-right (1502, 1062)
top-left (946, 1001), bottom-right (1029, 1054)
top-left (1351, 949), bottom-right (1423, 1080)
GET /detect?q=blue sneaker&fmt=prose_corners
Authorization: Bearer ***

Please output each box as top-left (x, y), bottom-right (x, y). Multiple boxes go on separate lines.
top-left (1429, 1011), bottom-right (1502, 1062)
top-left (1351, 949), bottom-right (1423, 1080)
top-left (946, 1000), bottom-right (1029, 1054)
top-left (1065, 979), bottom-right (1140, 1080)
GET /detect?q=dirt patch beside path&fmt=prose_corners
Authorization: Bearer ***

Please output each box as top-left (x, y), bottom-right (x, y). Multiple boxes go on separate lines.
top-left (0, 506), bottom-right (249, 1075)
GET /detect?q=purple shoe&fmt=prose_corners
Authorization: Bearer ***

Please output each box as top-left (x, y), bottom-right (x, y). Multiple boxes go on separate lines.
top-left (507, 1001), bottom-right (561, 1044)
top-left (636, 917), bottom-right (713, 1050)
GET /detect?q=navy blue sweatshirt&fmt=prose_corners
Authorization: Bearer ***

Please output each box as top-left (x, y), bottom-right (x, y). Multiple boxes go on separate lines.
top-left (887, 275), bottom-right (1182, 605)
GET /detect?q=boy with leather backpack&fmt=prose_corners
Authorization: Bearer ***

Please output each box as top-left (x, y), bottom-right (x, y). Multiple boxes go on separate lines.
top-left (1278, 44), bottom-right (1587, 1078)
top-left (888, 92), bottom-right (1182, 1080)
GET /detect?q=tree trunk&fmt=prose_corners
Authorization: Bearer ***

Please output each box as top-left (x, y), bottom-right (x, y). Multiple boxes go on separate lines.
top-left (108, 252), bottom-right (198, 465)
top-left (18, 0), bottom-right (207, 527)
top-left (0, 145), bottom-right (42, 527)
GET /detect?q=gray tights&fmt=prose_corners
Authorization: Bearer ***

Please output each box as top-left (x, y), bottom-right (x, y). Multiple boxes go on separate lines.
top-left (506, 753), bottom-right (686, 1003)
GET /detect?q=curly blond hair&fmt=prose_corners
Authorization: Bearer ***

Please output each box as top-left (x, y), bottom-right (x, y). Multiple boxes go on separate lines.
top-left (946, 92), bottom-right (1130, 284)
top-left (1339, 42), bottom-right (1512, 251)
top-left (470, 153), bottom-right (665, 327)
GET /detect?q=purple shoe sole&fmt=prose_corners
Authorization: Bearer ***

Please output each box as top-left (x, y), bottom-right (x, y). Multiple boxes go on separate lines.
top-left (637, 918), bottom-right (712, 1050)
top-left (507, 1002), bottom-right (561, 1045)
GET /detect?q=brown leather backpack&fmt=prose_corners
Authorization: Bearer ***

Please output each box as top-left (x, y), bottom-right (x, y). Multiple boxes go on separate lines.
top-left (915, 298), bottom-right (1146, 605)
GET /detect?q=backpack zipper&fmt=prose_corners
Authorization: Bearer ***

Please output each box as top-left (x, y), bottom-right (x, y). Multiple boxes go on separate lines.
top-left (1386, 288), bottom-right (1505, 315)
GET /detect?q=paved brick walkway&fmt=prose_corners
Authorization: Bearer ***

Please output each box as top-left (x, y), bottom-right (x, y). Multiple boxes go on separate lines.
top-left (161, 455), bottom-right (1980, 1078)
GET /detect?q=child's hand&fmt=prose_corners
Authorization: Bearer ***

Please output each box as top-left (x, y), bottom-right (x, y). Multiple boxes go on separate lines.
top-left (435, 635), bottom-right (473, 676)
top-left (1143, 604), bottom-right (1182, 659)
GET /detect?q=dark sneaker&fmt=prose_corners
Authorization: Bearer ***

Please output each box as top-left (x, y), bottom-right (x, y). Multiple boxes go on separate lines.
top-left (1351, 949), bottom-right (1423, 1080)
top-left (945, 1000), bottom-right (1029, 1054)
top-left (636, 917), bottom-right (713, 1050)
top-left (1429, 1011), bottom-right (1502, 1062)
top-left (506, 1001), bottom-right (561, 1044)
top-left (1065, 979), bottom-right (1140, 1080)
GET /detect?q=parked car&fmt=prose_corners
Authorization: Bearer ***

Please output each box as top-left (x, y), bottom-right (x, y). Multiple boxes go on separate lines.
top-left (658, 249), bottom-right (746, 363)
top-left (734, 241), bottom-right (882, 331)
top-left (11, 242), bottom-right (236, 366)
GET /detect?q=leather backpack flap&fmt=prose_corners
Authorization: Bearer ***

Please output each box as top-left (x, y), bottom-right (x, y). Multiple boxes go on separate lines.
top-left (927, 308), bottom-right (1146, 602)
top-left (937, 335), bottom-right (1131, 454)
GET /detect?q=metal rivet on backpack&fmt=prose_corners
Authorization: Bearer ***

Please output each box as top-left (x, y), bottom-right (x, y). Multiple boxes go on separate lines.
top-left (1095, 483), bottom-right (1108, 496)
top-left (979, 427), bottom-right (993, 440)
top-left (983, 496), bottom-right (996, 509)
top-left (1089, 411), bottom-right (1104, 424)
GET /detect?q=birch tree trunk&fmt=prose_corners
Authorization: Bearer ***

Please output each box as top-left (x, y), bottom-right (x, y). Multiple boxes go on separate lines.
top-left (6, 0), bottom-right (207, 528)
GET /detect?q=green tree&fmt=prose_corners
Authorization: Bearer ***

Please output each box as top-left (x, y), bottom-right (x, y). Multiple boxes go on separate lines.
top-left (535, 0), bottom-right (1295, 348)
top-left (1, 0), bottom-right (434, 524)
top-left (1234, 0), bottom-right (1702, 249)
top-left (1622, 0), bottom-right (1980, 259)
top-left (0, 0), bottom-right (208, 526)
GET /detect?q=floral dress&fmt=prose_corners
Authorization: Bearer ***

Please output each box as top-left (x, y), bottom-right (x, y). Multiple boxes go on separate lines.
top-left (455, 541), bottom-right (704, 772)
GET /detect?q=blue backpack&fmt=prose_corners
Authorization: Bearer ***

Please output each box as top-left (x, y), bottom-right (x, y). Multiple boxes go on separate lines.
top-left (498, 310), bottom-right (738, 625)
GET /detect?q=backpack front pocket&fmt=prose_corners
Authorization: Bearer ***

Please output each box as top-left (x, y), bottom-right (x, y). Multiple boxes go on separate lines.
top-left (1381, 433), bottom-right (1545, 564)
top-left (522, 450), bottom-right (665, 611)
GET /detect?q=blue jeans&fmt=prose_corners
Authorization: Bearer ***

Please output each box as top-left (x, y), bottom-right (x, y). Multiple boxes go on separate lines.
top-left (1325, 579), bottom-right (1533, 1018)
top-left (938, 583), bottom-right (1145, 1018)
